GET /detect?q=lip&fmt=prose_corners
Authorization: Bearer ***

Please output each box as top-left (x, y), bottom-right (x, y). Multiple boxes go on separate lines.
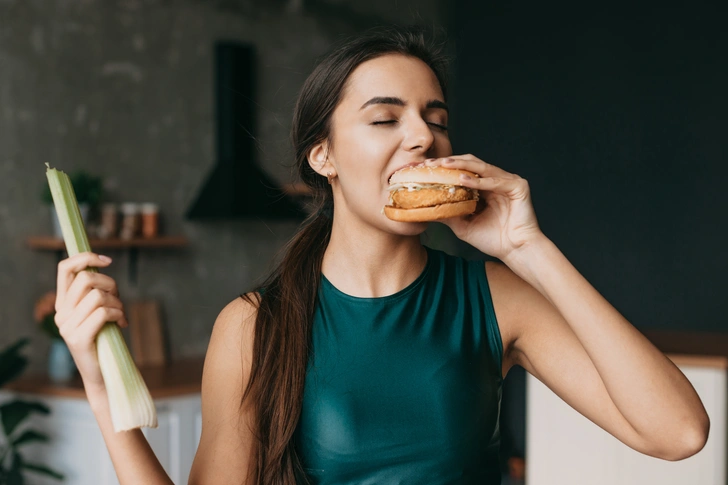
top-left (387, 161), bottom-right (426, 184)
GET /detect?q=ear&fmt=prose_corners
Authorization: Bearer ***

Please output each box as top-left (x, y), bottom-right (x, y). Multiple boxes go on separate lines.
top-left (307, 140), bottom-right (336, 178)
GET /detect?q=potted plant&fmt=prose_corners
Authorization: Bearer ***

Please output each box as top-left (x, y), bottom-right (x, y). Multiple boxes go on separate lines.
top-left (0, 338), bottom-right (64, 483)
top-left (34, 291), bottom-right (76, 384)
top-left (41, 169), bottom-right (103, 238)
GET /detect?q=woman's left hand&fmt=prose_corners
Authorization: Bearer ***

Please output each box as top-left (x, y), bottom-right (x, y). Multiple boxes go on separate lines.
top-left (428, 155), bottom-right (544, 261)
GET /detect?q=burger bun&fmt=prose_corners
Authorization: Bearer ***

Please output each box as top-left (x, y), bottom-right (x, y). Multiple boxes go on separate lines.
top-left (384, 200), bottom-right (477, 222)
top-left (388, 165), bottom-right (476, 185)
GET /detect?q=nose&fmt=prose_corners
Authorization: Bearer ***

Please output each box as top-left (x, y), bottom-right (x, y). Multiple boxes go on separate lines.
top-left (403, 116), bottom-right (435, 154)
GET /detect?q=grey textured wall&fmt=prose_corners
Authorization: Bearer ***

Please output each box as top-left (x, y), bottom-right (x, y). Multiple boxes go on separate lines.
top-left (0, 0), bottom-right (447, 372)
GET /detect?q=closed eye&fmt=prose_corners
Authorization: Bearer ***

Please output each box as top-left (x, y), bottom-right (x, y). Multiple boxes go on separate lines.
top-left (371, 120), bottom-right (448, 131)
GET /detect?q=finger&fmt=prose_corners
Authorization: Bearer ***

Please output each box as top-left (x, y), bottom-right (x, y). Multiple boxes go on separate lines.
top-left (458, 174), bottom-right (530, 198)
top-left (56, 252), bottom-right (112, 306)
top-left (63, 271), bottom-right (121, 314)
top-left (60, 288), bottom-right (127, 334)
top-left (427, 156), bottom-right (515, 179)
top-left (62, 307), bottom-right (127, 351)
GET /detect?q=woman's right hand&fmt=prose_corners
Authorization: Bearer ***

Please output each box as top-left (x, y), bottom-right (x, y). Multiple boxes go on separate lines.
top-left (54, 252), bottom-right (129, 394)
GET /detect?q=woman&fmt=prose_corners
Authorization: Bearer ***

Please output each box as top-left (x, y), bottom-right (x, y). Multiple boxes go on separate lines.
top-left (53, 26), bottom-right (709, 484)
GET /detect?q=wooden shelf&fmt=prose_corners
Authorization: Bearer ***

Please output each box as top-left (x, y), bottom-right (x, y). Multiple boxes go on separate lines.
top-left (26, 235), bottom-right (188, 251)
top-left (27, 235), bottom-right (188, 285)
top-left (6, 357), bottom-right (204, 399)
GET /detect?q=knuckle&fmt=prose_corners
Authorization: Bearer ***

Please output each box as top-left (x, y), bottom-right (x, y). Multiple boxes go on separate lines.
top-left (90, 288), bottom-right (105, 303)
top-left (105, 307), bottom-right (121, 321)
top-left (58, 325), bottom-right (72, 342)
top-left (91, 306), bottom-right (106, 321)
top-left (76, 271), bottom-right (92, 285)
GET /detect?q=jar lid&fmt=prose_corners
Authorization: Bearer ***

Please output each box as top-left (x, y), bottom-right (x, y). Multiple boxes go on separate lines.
top-left (140, 203), bottom-right (159, 213)
top-left (120, 203), bottom-right (139, 214)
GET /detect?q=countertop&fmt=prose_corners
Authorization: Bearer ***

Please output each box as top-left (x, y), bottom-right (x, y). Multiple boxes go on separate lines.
top-left (5, 330), bottom-right (727, 399)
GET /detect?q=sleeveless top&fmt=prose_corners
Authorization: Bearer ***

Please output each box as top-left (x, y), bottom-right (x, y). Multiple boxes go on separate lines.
top-left (294, 246), bottom-right (504, 484)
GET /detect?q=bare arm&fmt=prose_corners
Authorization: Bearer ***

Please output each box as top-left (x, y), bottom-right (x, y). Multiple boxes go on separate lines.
top-left (87, 296), bottom-right (258, 485)
top-left (87, 393), bottom-right (173, 484)
top-left (55, 253), bottom-right (258, 484)
top-left (493, 235), bottom-right (709, 461)
top-left (188, 295), bottom-right (258, 484)
top-left (54, 252), bottom-right (172, 484)
top-left (426, 154), bottom-right (708, 460)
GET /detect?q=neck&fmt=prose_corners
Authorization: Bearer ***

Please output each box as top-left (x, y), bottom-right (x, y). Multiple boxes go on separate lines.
top-left (321, 214), bottom-right (428, 298)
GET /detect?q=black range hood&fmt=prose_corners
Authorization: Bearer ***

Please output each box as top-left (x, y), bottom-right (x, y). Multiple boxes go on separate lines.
top-left (186, 41), bottom-right (306, 220)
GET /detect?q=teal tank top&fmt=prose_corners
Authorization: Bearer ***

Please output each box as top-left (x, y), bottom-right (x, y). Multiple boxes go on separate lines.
top-left (294, 246), bottom-right (504, 484)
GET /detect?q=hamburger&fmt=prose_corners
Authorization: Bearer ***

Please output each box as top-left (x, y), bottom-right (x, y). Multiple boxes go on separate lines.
top-left (384, 164), bottom-right (479, 222)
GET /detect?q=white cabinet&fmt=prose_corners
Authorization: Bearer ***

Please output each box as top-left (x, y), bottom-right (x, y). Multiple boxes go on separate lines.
top-left (0, 391), bottom-right (201, 485)
top-left (525, 356), bottom-right (726, 485)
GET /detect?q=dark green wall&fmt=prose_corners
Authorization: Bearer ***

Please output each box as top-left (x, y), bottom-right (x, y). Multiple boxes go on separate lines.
top-left (449, 2), bottom-right (728, 333)
top-left (444, 1), bottom-right (728, 466)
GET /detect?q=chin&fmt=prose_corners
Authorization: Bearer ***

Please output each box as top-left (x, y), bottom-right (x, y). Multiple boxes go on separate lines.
top-left (381, 214), bottom-right (430, 236)
top-left (393, 222), bottom-right (430, 236)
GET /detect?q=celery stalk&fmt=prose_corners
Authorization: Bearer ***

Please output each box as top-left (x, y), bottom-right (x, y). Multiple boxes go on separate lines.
top-left (45, 163), bottom-right (157, 432)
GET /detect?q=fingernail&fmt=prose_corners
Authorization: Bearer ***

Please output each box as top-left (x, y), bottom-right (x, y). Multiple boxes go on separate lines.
top-left (460, 174), bottom-right (472, 180)
top-left (443, 158), bottom-right (454, 164)
top-left (99, 255), bottom-right (112, 263)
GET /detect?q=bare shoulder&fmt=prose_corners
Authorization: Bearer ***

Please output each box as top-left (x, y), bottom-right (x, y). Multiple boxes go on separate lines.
top-left (188, 293), bottom-right (260, 485)
top-left (484, 261), bottom-right (538, 378)
top-left (202, 292), bottom-right (260, 397)
top-left (214, 293), bottom-right (260, 337)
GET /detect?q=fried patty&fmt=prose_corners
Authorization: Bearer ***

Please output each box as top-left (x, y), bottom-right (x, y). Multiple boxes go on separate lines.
top-left (390, 186), bottom-right (476, 209)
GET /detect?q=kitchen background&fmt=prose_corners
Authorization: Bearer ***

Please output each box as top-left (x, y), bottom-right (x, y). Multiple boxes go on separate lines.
top-left (0, 0), bottom-right (447, 366)
top-left (1, 0), bottom-right (727, 482)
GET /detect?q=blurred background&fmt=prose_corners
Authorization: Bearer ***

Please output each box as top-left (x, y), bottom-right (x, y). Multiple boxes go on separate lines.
top-left (1, 0), bottom-right (727, 484)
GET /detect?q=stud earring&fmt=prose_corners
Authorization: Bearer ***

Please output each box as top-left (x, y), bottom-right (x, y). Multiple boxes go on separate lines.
top-left (327, 171), bottom-right (336, 184)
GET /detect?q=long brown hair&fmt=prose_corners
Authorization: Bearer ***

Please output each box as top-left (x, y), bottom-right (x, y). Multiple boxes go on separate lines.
top-left (241, 25), bottom-right (450, 484)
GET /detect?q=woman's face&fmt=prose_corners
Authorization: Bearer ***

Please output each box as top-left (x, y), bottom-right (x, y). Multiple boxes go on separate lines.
top-left (324, 53), bottom-right (452, 234)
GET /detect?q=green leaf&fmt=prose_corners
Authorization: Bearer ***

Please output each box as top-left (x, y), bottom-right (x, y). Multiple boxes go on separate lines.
top-left (21, 462), bottom-right (65, 480)
top-left (11, 429), bottom-right (49, 448)
top-left (0, 339), bottom-right (30, 389)
top-left (6, 452), bottom-right (24, 485)
top-left (68, 170), bottom-right (103, 206)
top-left (0, 400), bottom-right (50, 437)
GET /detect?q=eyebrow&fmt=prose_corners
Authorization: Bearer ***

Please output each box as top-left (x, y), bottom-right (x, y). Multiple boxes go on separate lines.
top-left (359, 96), bottom-right (449, 113)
